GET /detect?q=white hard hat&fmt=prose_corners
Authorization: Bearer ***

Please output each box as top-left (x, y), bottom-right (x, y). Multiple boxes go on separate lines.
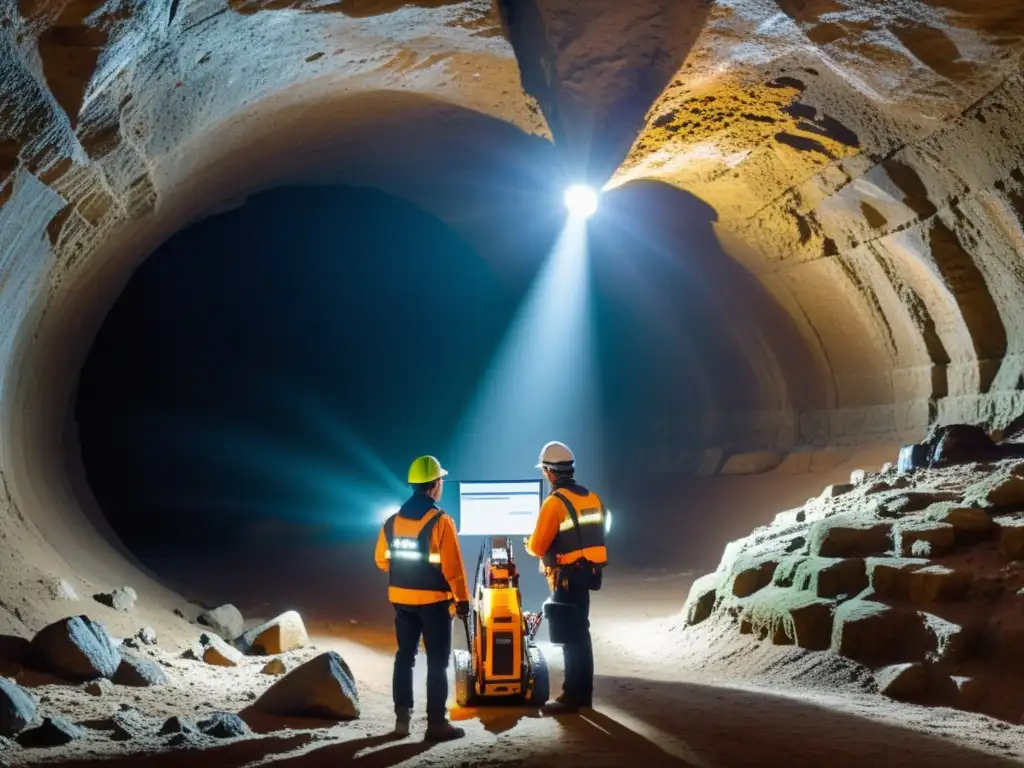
top-left (537, 441), bottom-right (575, 469)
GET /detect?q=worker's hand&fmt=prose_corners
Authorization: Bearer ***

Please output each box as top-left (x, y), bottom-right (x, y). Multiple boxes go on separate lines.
top-left (455, 600), bottom-right (470, 618)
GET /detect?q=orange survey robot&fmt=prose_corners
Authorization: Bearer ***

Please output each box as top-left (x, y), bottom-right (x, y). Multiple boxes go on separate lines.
top-left (453, 537), bottom-right (549, 707)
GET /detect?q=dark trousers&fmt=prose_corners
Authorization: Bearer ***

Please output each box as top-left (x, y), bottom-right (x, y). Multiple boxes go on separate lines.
top-left (392, 601), bottom-right (452, 721)
top-left (553, 570), bottom-right (593, 701)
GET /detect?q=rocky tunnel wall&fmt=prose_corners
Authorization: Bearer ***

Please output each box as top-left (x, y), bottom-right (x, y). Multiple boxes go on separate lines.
top-left (0, 0), bottom-right (1022, 627)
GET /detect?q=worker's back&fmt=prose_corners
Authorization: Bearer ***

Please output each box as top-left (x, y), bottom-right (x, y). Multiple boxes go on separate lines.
top-left (375, 492), bottom-right (470, 605)
top-left (541, 481), bottom-right (608, 569)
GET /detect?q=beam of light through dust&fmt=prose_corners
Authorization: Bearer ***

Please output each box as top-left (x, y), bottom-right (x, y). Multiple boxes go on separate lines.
top-left (449, 216), bottom-right (603, 482)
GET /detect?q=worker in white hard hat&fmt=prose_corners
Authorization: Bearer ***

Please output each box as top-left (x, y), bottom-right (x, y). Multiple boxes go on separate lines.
top-left (375, 455), bottom-right (470, 741)
top-left (524, 441), bottom-right (608, 714)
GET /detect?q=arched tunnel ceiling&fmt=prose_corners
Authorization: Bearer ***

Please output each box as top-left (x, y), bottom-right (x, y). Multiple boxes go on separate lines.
top-left (2, 0), bottom-right (1024, 477)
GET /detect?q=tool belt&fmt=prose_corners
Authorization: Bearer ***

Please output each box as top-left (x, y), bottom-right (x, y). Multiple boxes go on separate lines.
top-left (546, 558), bottom-right (603, 593)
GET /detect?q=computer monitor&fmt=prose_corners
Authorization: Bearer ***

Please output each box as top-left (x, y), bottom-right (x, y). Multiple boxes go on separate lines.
top-left (457, 480), bottom-right (543, 536)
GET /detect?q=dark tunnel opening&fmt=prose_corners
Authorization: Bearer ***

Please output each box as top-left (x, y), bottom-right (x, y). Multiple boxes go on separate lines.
top-left (73, 181), bottom-right (824, 610)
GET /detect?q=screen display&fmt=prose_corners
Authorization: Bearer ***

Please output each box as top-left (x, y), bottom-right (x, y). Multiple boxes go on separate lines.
top-left (457, 480), bottom-right (543, 536)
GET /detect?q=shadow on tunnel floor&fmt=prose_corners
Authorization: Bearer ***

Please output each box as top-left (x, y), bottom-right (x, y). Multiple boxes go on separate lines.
top-left (591, 675), bottom-right (1022, 767)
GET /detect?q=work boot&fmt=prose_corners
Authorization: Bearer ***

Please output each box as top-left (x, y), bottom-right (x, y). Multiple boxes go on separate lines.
top-left (541, 694), bottom-right (588, 715)
top-left (424, 719), bottom-right (465, 742)
top-left (394, 707), bottom-right (411, 737)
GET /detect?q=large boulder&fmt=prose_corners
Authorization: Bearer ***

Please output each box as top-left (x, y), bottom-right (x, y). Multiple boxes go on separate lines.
top-left (197, 605), bottom-right (244, 641)
top-left (0, 679), bottom-right (37, 737)
top-left (236, 611), bottom-right (308, 655)
top-left (252, 651), bottom-right (359, 720)
top-left (28, 616), bottom-right (121, 682)
top-left (113, 651), bottom-right (170, 687)
top-left (17, 717), bottom-right (86, 748)
top-left (929, 424), bottom-right (998, 467)
top-left (808, 517), bottom-right (892, 558)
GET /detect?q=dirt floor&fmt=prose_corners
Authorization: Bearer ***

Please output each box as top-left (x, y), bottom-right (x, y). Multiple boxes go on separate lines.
top-left (5, 562), bottom-right (1024, 768)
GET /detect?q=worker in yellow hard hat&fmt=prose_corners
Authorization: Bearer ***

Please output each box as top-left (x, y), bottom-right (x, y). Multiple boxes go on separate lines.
top-left (524, 441), bottom-right (608, 714)
top-left (375, 455), bottom-right (470, 741)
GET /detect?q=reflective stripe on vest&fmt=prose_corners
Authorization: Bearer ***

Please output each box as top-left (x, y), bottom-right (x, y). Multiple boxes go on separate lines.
top-left (543, 490), bottom-right (608, 568)
top-left (384, 509), bottom-right (450, 593)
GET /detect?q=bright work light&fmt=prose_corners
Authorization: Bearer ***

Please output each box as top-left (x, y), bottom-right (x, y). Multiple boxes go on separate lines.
top-left (378, 504), bottom-right (400, 523)
top-left (564, 184), bottom-right (598, 219)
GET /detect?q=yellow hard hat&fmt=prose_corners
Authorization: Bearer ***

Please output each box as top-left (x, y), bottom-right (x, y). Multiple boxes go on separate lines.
top-left (408, 455), bottom-right (449, 484)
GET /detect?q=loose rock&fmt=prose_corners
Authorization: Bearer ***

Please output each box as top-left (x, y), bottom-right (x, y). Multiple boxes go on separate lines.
top-left (114, 651), bottom-right (170, 687)
top-left (83, 679), bottom-right (113, 697)
top-left (261, 658), bottom-right (288, 676)
top-left (253, 651), bottom-right (359, 720)
top-left (159, 716), bottom-right (200, 736)
top-left (821, 483), bottom-right (854, 499)
top-left (94, 587), bottom-right (137, 612)
top-left (28, 615), bottom-right (121, 682)
top-left (0, 678), bottom-right (37, 737)
top-left (236, 611), bottom-right (308, 655)
top-left (198, 712), bottom-right (249, 739)
top-left (201, 633), bottom-right (243, 667)
top-left (876, 663), bottom-right (929, 701)
top-left (17, 717), bottom-right (86, 748)
top-left (197, 605), bottom-right (244, 641)
top-left (48, 579), bottom-right (78, 601)
top-left (137, 627), bottom-right (157, 646)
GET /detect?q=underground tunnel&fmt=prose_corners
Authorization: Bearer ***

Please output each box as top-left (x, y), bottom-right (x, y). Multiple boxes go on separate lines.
top-left (3, 0), bottom-right (1024, 764)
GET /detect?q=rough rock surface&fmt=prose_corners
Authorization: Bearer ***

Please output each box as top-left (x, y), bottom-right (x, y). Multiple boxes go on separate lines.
top-left (28, 616), bottom-right (121, 682)
top-left (252, 651), bottom-right (359, 720)
top-left (113, 651), bottom-right (170, 687)
top-left (197, 605), bottom-right (243, 642)
top-left (681, 453), bottom-right (1024, 722)
top-left (236, 611), bottom-right (308, 656)
top-left (0, 679), bottom-right (37, 737)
